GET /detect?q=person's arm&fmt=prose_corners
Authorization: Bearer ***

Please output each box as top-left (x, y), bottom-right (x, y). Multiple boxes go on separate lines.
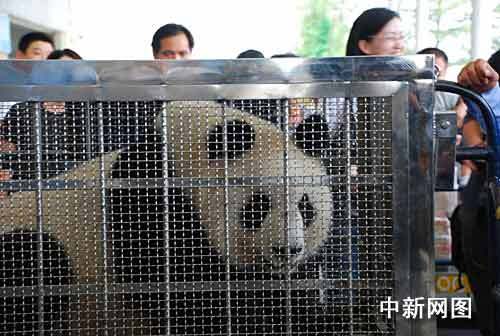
top-left (455, 98), bottom-right (467, 129)
top-left (462, 118), bottom-right (485, 147)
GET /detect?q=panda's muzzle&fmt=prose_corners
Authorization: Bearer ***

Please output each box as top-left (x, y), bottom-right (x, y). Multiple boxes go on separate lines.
top-left (271, 193), bottom-right (316, 263)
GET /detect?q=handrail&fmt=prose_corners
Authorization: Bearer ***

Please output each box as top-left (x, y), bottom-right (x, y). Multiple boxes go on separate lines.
top-left (436, 80), bottom-right (498, 157)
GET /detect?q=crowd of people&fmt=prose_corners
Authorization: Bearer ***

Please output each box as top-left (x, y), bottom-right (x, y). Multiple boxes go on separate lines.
top-left (1, 6), bottom-right (500, 335)
top-left (4, 8), bottom-right (498, 129)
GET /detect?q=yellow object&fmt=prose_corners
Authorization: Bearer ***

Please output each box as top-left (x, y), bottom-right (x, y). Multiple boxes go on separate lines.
top-left (435, 273), bottom-right (471, 294)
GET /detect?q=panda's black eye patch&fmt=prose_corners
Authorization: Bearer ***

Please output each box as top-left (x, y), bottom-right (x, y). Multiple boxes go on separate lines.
top-left (207, 120), bottom-right (255, 160)
top-left (298, 194), bottom-right (315, 228)
top-left (240, 193), bottom-right (271, 230)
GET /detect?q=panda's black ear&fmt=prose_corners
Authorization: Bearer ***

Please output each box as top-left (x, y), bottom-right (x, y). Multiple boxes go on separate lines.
top-left (207, 120), bottom-right (255, 160)
top-left (294, 114), bottom-right (330, 157)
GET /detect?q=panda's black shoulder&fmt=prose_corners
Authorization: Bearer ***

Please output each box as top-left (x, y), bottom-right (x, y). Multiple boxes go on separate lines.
top-left (168, 187), bottom-right (226, 282)
top-left (0, 229), bottom-right (73, 286)
top-left (111, 134), bottom-right (164, 179)
top-left (107, 136), bottom-right (225, 283)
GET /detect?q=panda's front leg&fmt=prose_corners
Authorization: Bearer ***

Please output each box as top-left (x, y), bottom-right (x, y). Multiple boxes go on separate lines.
top-left (0, 230), bottom-right (73, 334)
top-left (107, 141), bottom-right (167, 335)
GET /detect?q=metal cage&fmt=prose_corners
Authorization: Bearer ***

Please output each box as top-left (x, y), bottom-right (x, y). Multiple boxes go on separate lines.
top-left (0, 56), bottom-right (435, 335)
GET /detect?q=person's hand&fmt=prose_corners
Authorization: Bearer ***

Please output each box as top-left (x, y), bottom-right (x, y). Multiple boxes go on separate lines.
top-left (0, 169), bottom-right (12, 200)
top-left (458, 59), bottom-right (499, 93)
top-left (43, 101), bottom-right (65, 113)
top-left (289, 109), bottom-right (303, 126)
top-left (0, 139), bottom-right (16, 153)
top-left (0, 139), bottom-right (15, 200)
top-left (288, 99), bottom-right (305, 126)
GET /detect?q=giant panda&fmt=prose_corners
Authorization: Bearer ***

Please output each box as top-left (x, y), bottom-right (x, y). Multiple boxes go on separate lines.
top-left (0, 100), bottom-right (337, 335)
top-left (107, 100), bottom-right (337, 335)
top-left (162, 100), bottom-right (333, 274)
top-left (0, 149), bottom-right (177, 335)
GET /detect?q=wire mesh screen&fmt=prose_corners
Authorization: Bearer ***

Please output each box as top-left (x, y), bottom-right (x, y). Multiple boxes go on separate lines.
top-left (0, 95), bottom-right (395, 335)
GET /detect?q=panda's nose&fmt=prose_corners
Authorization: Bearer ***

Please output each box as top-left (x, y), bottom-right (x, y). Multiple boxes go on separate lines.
top-left (289, 246), bottom-right (303, 255)
top-left (272, 246), bottom-right (303, 257)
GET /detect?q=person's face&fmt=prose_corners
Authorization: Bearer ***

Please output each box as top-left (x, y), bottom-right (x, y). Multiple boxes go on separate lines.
top-left (435, 56), bottom-right (448, 79)
top-left (16, 40), bottom-right (54, 60)
top-left (154, 33), bottom-right (192, 60)
top-left (358, 17), bottom-right (405, 56)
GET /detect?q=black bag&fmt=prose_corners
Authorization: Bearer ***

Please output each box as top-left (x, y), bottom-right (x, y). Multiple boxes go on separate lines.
top-left (449, 204), bottom-right (467, 274)
top-left (449, 171), bottom-right (495, 335)
top-left (449, 170), bottom-right (491, 281)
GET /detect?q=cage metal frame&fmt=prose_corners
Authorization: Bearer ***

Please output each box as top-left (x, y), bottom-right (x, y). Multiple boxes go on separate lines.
top-left (0, 56), bottom-right (435, 336)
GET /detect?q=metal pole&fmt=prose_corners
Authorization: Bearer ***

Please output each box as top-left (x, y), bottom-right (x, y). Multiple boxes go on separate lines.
top-left (345, 98), bottom-right (354, 336)
top-left (97, 102), bottom-right (109, 336)
top-left (160, 101), bottom-right (171, 335)
top-left (282, 99), bottom-right (292, 336)
top-left (222, 101), bottom-right (232, 336)
top-left (34, 102), bottom-right (45, 336)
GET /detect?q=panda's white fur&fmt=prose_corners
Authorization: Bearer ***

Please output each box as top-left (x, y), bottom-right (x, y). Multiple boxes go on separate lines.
top-left (162, 100), bottom-right (333, 273)
top-left (0, 151), bottom-right (118, 281)
top-left (0, 152), bottom-right (126, 334)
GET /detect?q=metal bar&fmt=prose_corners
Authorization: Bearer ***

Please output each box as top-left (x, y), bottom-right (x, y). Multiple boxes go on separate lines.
top-left (85, 101), bottom-right (93, 160)
top-left (409, 80), bottom-right (436, 335)
top-left (0, 56), bottom-right (434, 87)
top-left (0, 279), bottom-right (370, 297)
top-left (345, 97), bottom-right (354, 336)
top-left (456, 147), bottom-right (492, 161)
top-left (222, 101), bottom-right (232, 335)
top-left (34, 101), bottom-right (45, 336)
top-left (392, 84), bottom-right (411, 336)
top-left (160, 101), bottom-right (171, 335)
top-left (0, 81), bottom-right (404, 102)
top-left (97, 101), bottom-right (109, 335)
top-left (0, 174), bottom-right (343, 192)
top-left (282, 98), bottom-right (292, 336)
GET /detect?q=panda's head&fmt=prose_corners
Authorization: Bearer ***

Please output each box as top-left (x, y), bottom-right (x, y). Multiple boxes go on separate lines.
top-left (165, 101), bottom-right (333, 274)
